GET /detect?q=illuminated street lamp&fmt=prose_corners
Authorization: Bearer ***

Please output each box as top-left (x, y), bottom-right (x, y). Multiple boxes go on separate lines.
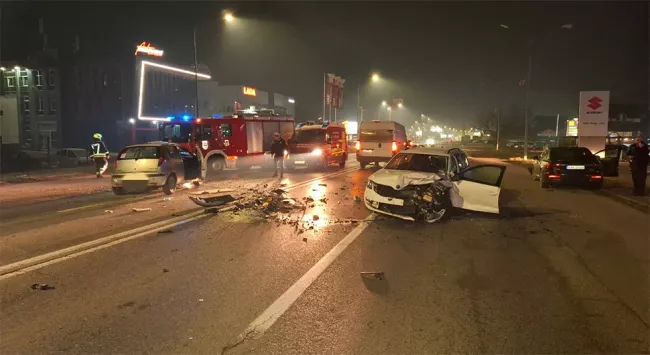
top-left (397, 102), bottom-right (403, 108)
top-left (381, 100), bottom-right (387, 106)
top-left (224, 13), bottom-right (235, 22)
top-left (0, 67), bottom-right (5, 71)
top-left (14, 66), bottom-right (20, 71)
top-left (129, 118), bottom-right (136, 124)
top-left (371, 73), bottom-right (380, 82)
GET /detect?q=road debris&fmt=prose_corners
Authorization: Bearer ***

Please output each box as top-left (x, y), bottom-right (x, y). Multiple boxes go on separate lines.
top-left (360, 272), bottom-right (384, 280)
top-left (163, 268), bottom-right (170, 273)
top-left (303, 237), bottom-right (308, 242)
top-left (104, 210), bottom-right (114, 213)
top-left (191, 188), bottom-right (236, 195)
top-left (132, 207), bottom-right (152, 212)
top-left (312, 215), bottom-right (320, 221)
top-left (189, 194), bottom-right (236, 207)
top-left (158, 229), bottom-right (173, 234)
top-left (318, 183), bottom-right (327, 187)
top-left (31, 283), bottom-right (55, 291)
top-left (163, 197), bottom-right (173, 201)
top-left (354, 196), bottom-right (361, 204)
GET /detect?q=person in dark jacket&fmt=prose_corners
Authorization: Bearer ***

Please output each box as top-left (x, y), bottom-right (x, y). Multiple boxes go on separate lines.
top-left (270, 132), bottom-right (288, 178)
top-left (89, 133), bottom-right (110, 178)
top-left (627, 136), bottom-right (649, 196)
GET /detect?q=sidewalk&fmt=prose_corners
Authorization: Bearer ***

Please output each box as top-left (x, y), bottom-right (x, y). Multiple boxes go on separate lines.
top-left (1, 154), bottom-right (118, 184)
top-left (599, 169), bottom-right (649, 212)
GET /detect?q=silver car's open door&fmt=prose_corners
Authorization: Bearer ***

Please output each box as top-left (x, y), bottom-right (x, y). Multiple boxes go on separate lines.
top-left (453, 165), bottom-right (507, 214)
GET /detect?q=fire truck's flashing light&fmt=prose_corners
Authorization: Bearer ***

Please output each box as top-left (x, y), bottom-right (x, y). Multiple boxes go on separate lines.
top-left (322, 122), bottom-right (330, 128)
top-left (182, 115), bottom-right (191, 121)
top-left (167, 116), bottom-right (174, 120)
top-left (196, 118), bottom-right (202, 123)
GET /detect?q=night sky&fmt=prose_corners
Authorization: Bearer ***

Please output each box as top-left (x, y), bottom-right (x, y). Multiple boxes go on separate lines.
top-left (2, 1), bottom-right (648, 127)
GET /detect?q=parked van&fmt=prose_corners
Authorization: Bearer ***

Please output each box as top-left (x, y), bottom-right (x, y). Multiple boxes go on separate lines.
top-left (356, 120), bottom-right (407, 169)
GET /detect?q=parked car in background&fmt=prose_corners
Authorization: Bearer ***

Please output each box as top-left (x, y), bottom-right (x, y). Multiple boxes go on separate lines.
top-left (531, 147), bottom-right (616, 189)
top-left (111, 142), bottom-right (201, 195)
top-left (56, 148), bottom-right (90, 167)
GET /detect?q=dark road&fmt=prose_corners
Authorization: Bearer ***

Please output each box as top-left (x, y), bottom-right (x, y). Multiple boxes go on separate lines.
top-left (0, 156), bottom-right (648, 354)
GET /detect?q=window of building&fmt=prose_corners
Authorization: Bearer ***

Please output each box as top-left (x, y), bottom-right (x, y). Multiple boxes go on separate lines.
top-left (22, 95), bottom-right (30, 114)
top-left (103, 73), bottom-right (108, 87)
top-left (23, 118), bottom-right (32, 147)
top-left (48, 69), bottom-right (56, 88)
top-left (34, 70), bottom-right (43, 87)
top-left (50, 97), bottom-right (57, 114)
top-left (37, 95), bottom-right (44, 115)
top-left (19, 70), bottom-right (29, 87)
top-left (6, 76), bottom-right (15, 88)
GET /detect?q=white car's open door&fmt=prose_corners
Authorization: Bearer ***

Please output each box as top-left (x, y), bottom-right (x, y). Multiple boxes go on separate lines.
top-left (453, 164), bottom-right (507, 214)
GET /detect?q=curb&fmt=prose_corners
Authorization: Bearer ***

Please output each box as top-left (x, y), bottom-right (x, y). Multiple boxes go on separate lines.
top-left (597, 189), bottom-right (649, 213)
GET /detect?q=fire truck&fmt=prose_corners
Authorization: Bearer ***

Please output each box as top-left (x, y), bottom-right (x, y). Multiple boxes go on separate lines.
top-left (159, 111), bottom-right (294, 176)
top-left (286, 121), bottom-right (348, 170)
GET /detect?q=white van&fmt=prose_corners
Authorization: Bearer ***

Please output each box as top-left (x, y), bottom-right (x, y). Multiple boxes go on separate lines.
top-left (355, 120), bottom-right (407, 169)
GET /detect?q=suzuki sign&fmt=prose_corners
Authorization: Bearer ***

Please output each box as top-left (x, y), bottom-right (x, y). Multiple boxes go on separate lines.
top-left (578, 91), bottom-right (609, 137)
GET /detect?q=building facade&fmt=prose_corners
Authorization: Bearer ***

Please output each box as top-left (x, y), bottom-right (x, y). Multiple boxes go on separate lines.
top-left (198, 84), bottom-right (295, 117)
top-left (0, 65), bottom-right (62, 151)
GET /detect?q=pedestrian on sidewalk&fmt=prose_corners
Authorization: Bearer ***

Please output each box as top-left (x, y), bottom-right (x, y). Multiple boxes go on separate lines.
top-left (89, 133), bottom-right (110, 178)
top-left (626, 136), bottom-right (649, 196)
top-left (270, 132), bottom-right (288, 178)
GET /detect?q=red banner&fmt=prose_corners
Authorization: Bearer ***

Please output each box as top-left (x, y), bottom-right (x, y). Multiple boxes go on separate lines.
top-left (336, 76), bottom-right (345, 108)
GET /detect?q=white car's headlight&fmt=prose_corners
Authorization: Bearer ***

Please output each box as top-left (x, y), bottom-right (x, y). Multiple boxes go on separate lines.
top-left (311, 148), bottom-right (323, 156)
top-left (366, 180), bottom-right (377, 190)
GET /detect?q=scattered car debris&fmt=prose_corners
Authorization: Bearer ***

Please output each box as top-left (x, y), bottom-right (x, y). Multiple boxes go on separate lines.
top-left (132, 207), bottom-right (151, 212)
top-left (312, 215), bottom-right (320, 221)
top-left (191, 188), bottom-right (236, 195)
top-left (360, 272), bottom-right (384, 280)
top-left (303, 237), bottom-right (308, 242)
top-left (158, 229), bottom-right (173, 234)
top-left (163, 268), bottom-right (170, 273)
top-left (354, 196), bottom-right (361, 204)
top-left (104, 210), bottom-right (114, 213)
top-left (163, 197), bottom-right (173, 201)
top-left (189, 194), bottom-right (236, 207)
top-left (318, 183), bottom-right (327, 187)
top-left (31, 283), bottom-right (55, 291)
top-left (198, 299), bottom-right (204, 302)
top-left (272, 188), bottom-right (287, 195)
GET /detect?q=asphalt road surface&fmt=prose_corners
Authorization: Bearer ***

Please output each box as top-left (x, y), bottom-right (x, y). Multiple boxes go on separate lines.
top-left (0, 155), bottom-right (648, 354)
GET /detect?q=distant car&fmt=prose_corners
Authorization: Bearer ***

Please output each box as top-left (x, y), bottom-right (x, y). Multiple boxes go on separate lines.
top-left (531, 146), bottom-right (617, 189)
top-left (56, 148), bottom-right (89, 167)
top-left (363, 147), bottom-right (506, 223)
top-left (111, 142), bottom-right (201, 195)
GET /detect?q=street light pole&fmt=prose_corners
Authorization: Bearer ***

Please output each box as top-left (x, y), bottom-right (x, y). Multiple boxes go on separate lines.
top-left (523, 37), bottom-right (533, 160)
top-left (357, 85), bottom-right (361, 122)
top-left (193, 25), bottom-right (200, 118)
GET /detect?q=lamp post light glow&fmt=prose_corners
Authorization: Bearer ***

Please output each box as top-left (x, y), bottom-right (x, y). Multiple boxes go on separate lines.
top-left (0, 67), bottom-right (5, 71)
top-left (371, 73), bottom-right (380, 82)
top-left (129, 118), bottom-right (136, 124)
top-left (397, 102), bottom-right (403, 108)
top-left (14, 66), bottom-right (20, 71)
top-left (381, 100), bottom-right (387, 106)
top-left (224, 13), bottom-right (234, 22)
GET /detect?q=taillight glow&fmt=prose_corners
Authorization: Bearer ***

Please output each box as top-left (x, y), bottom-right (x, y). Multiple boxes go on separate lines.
top-left (355, 141), bottom-right (360, 150)
top-left (590, 175), bottom-right (602, 179)
top-left (548, 174), bottom-right (561, 179)
top-left (392, 141), bottom-right (397, 151)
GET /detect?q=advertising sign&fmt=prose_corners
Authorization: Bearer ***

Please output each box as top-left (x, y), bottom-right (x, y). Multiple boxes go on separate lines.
top-left (135, 42), bottom-right (164, 57)
top-left (326, 74), bottom-right (335, 107)
top-left (243, 87), bottom-right (257, 96)
top-left (578, 91), bottom-right (609, 137)
top-left (334, 76), bottom-right (345, 108)
top-left (566, 119), bottom-right (578, 137)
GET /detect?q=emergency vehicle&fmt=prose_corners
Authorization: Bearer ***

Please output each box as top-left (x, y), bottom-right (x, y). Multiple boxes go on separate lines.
top-left (159, 111), bottom-right (294, 176)
top-left (286, 122), bottom-right (348, 170)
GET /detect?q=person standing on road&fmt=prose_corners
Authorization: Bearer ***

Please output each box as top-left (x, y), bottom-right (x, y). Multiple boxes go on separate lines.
top-left (270, 132), bottom-right (288, 178)
top-left (89, 133), bottom-right (110, 178)
top-left (626, 136), bottom-right (649, 196)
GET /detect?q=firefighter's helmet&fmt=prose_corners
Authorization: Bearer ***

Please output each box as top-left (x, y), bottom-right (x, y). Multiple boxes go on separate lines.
top-left (93, 133), bottom-right (103, 140)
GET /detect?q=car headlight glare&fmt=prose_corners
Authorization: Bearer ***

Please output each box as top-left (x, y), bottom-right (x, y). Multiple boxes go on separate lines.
top-left (311, 148), bottom-right (323, 156)
top-left (367, 180), bottom-right (377, 190)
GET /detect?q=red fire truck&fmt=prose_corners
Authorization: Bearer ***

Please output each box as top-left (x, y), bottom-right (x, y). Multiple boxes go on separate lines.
top-left (159, 111), bottom-right (294, 176)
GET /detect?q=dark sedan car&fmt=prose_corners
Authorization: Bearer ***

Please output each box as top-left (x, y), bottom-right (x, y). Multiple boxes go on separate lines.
top-left (531, 147), bottom-right (609, 189)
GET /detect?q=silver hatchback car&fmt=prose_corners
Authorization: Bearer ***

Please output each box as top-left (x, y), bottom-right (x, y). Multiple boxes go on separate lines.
top-left (111, 142), bottom-right (201, 195)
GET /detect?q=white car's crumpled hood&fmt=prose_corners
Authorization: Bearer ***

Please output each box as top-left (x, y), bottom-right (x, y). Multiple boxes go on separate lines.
top-left (369, 169), bottom-right (464, 208)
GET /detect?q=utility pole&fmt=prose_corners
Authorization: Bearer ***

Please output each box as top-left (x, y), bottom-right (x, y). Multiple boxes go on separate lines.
top-left (523, 37), bottom-right (533, 160)
top-left (496, 108), bottom-right (501, 151)
top-left (357, 85), bottom-right (361, 122)
top-left (192, 25), bottom-right (199, 117)
top-left (555, 112), bottom-right (560, 145)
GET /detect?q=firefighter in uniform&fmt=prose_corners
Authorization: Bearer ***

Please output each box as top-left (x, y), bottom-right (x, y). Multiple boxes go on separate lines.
top-left (89, 133), bottom-right (110, 178)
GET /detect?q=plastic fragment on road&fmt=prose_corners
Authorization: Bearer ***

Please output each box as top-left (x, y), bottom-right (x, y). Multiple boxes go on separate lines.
top-left (198, 299), bottom-right (204, 302)
top-left (318, 183), bottom-right (327, 187)
top-left (272, 188), bottom-right (286, 195)
top-left (163, 197), bottom-right (173, 201)
top-left (104, 210), bottom-right (114, 213)
top-left (191, 188), bottom-right (236, 195)
top-left (303, 237), bottom-right (308, 242)
top-left (189, 194), bottom-right (236, 207)
top-left (360, 272), bottom-right (384, 280)
top-left (31, 283), bottom-right (55, 290)
top-left (163, 268), bottom-right (170, 273)
top-left (132, 207), bottom-right (151, 212)
top-left (158, 229), bottom-right (173, 234)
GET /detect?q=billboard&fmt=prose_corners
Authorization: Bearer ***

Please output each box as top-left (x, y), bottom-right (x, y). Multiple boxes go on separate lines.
top-left (578, 91), bottom-right (609, 137)
top-left (566, 119), bottom-right (578, 137)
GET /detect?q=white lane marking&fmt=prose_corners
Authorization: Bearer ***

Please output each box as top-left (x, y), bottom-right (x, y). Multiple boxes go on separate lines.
top-left (237, 213), bottom-right (376, 341)
top-left (0, 165), bottom-right (361, 281)
top-left (0, 210), bottom-right (206, 279)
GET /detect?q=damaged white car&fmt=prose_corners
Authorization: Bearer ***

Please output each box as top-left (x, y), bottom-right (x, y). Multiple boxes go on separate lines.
top-left (364, 148), bottom-right (506, 223)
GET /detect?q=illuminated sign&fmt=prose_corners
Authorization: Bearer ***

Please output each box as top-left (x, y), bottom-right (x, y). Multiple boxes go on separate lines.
top-left (137, 60), bottom-right (211, 121)
top-left (135, 42), bottom-right (164, 57)
top-left (243, 87), bottom-right (257, 96)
